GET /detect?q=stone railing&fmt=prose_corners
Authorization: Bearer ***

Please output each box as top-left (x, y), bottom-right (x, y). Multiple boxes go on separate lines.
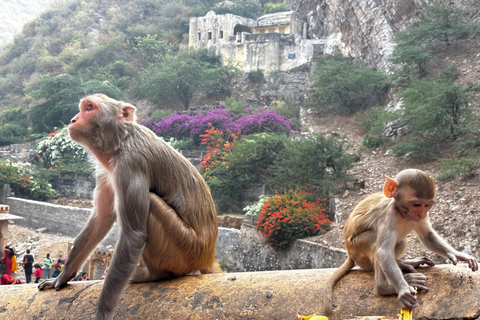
top-left (1, 265), bottom-right (478, 319)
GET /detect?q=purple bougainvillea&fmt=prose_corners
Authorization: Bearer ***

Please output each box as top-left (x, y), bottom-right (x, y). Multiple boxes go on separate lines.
top-left (143, 113), bottom-right (192, 140)
top-left (188, 108), bottom-right (237, 142)
top-left (236, 108), bottom-right (295, 135)
top-left (142, 107), bottom-right (299, 145)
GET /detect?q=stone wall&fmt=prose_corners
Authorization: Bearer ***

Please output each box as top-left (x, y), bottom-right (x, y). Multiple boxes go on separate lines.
top-left (5, 197), bottom-right (346, 271)
top-left (216, 225), bottom-right (347, 272)
top-left (0, 141), bottom-right (37, 162)
top-left (5, 197), bottom-right (118, 249)
top-left (189, 11), bottom-right (327, 73)
top-left (54, 175), bottom-right (95, 199)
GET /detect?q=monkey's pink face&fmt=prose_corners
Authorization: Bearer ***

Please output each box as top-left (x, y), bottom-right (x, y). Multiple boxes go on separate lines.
top-left (68, 99), bottom-right (100, 143)
top-left (404, 198), bottom-right (434, 222)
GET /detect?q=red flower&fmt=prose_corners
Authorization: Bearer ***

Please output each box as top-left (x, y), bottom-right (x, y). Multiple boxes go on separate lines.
top-left (256, 187), bottom-right (332, 251)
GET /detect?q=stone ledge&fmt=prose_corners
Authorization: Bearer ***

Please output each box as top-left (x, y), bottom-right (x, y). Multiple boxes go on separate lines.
top-left (0, 265), bottom-right (478, 319)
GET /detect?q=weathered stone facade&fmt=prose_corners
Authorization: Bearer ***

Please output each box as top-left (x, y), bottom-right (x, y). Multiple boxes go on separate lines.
top-left (189, 11), bottom-right (331, 72)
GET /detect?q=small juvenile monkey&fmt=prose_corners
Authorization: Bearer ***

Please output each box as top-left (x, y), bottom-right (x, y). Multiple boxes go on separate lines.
top-left (323, 168), bottom-right (478, 315)
top-left (38, 94), bottom-right (221, 320)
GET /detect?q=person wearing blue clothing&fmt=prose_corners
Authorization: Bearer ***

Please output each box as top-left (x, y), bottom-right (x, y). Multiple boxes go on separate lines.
top-left (43, 253), bottom-right (53, 279)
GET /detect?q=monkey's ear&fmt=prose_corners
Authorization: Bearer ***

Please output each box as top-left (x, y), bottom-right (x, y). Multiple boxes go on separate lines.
top-left (383, 176), bottom-right (398, 198)
top-left (119, 104), bottom-right (137, 124)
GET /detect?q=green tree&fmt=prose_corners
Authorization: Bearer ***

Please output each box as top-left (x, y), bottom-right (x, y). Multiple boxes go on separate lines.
top-left (262, 2), bottom-right (291, 15)
top-left (267, 133), bottom-right (355, 193)
top-left (71, 38), bottom-right (126, 81)
top-left (0, 34), bottom-right (31, 66)
top-left (29, 74), bottom-right (84, 133)
top-left (204, 132), bottom-right (288, 212)
top-left (419, 5), bottom-right (477, 47)
top-left (0, 124), bottom-right (28, 146)
top-left (134, 50), bottom-right (219, 110)
top-left (389, 32), bottom-right (433, 79)
top-left (0, 73), bottom-right (24, 98)
top-left (129, 34), bottom-right (174, 64)
top-left (359, 106), bottom-right (396, 149)
top-left (0, 107), bottom-right (30, 146)
top-left (28, 74), bottom-right (122, 133)
top-left (390, 5), bottom-right (477, 79)
top-left (310, 55), bottom-right (387, 114)
top-left (391, 68), bottom-right (472, 158)
top-left (92, 60), bottom-right (136, 90)
top-left (203, 59), bottom-right (242, 98)
top-left (213, 1), bottom-right (262, 18)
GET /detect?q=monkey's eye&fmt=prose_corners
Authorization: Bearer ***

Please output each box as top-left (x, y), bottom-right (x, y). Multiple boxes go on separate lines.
top-left (86, 103), bottom-right (94, 111)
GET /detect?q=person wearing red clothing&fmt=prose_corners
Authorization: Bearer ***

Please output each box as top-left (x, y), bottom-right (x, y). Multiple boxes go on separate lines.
top-left (1, 273), bottom-right (21, 285)
top-left (3, 246), bottom-right (13, 275)
top-left (34, 264), bottom-right (43, 283)
top-left (1, 273), bottom-right (14, 285)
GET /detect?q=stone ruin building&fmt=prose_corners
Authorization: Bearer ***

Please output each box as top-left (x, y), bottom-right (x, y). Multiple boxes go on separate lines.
top-left (189, 10), bottom-right (336, 72)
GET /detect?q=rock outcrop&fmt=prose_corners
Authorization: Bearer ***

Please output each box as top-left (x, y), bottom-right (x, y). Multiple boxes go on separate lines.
top-left (289, 0), bottom-right (479, 70)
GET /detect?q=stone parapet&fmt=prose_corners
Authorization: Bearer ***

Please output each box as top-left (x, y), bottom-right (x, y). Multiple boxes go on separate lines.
top-left (0, 265), bottom-right (477, 319)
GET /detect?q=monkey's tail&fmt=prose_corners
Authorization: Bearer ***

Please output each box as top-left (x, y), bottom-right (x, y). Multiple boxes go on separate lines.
top-left (323, 256), bottom-right (355, 316)
top-left (200, 260), bottom-right (223, 274)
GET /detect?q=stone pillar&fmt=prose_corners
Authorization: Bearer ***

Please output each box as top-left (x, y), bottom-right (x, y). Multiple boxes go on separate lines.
top-left (0, 184), bottom-right (10, 204)
top-left (0, 205), bottom-right (10, 256)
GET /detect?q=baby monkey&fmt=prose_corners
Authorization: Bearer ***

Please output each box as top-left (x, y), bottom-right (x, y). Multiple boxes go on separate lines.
top-left (323, 168), bottom-right (478, 315)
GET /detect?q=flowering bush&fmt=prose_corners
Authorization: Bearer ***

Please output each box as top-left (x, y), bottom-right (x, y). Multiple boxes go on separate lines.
top-left (36, 127), bottom-right (92, 175)
top-left (201, 131), bottom-right (291, 212)
top-left (199, 126), bottom-right (239, 179)
top-left (243, 195), bottom-right (273, 216)
top-left (189, 108), bottom-right (237, 142)
top-left (0, 160), bottom-right (57, 200)
top-left (256, 187), bottom-right (332, 251)
top-left (235, 108), bottom-right (296, 135)
top-left (142, 106), bottom-right (299, 146)
top-left (143, 113), bottom-right (194, 141)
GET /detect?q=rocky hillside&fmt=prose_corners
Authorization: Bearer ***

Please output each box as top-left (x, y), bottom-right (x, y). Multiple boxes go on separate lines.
top-left (290, 0), bottom-right (479, 71)
top-left (305, 111), bottom-right (480, 263)
top-left (0, 0), bottom-right (49, 46)
top-left (287, 0), bottom-right (480, 262)
top-left (2, 0), bottom-right (480, 269)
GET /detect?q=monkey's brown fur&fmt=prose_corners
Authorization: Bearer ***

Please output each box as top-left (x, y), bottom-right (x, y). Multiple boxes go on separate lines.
top-left (39, 94), bottom-right (221, 320)
top-left (323, 169), bottom-right (478, 316)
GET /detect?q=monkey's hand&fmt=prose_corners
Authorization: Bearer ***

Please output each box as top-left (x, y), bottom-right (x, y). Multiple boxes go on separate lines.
top-left (403, 273), bottom-right (428, 292)
top-left (398, 256), bottom-right (435, 273)
top-left (447, 251), bottom-right (478, 272)
top-left (38, 272), bottom-right (74, 291)
top-left (397, 286), bottom-right (417, 310)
